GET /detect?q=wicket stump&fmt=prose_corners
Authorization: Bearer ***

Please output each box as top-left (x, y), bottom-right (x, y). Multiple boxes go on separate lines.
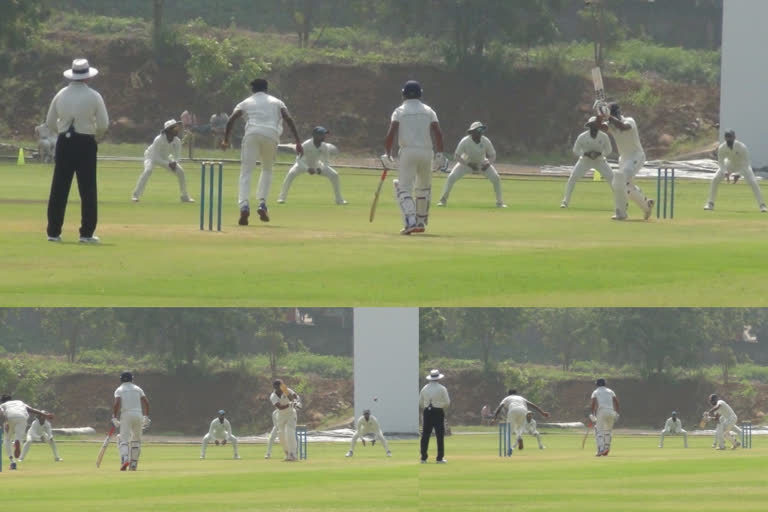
top-left (296, 425), bottom-right (308, 460)
top-left (741, 421), bottom-right (752, 449)
top-left (656, 168), bottom-right (676, 219)
top-left (498, 422), bottom-right (512, 457)
top-left (200, 161), bottom-right (223, 231)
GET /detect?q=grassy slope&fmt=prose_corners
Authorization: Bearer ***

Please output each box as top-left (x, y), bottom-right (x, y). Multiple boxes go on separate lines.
top-left (2, 161), bottom-right (768, 306)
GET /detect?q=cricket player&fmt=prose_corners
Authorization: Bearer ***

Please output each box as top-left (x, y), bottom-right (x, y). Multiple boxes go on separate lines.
top-left (132, 119), bottom-right (194, 203)
top-left (35, 123), bottom-right (56, 163)
top-left (524, 411), bottom-right (545, 449)
top-left (704, 130), bottom-right (767, 212)
top-left (437, 121), bottom-right (506, 208)
top-left (265, 409), bottom-right (279, 459)
top-left (561, 116), bottom-right (614, 208)
top-left (591, 378), bottom-right (620, 456)
top-left (222, 78), bottom-right (303, 225)
top-left (346, 409), bottom-right (392, 457)
top-left (707, 394), bottom-right (740, 450)
top-left (112, 372), bottom-right (150, 471)
top-left (602, 103), bottom-right (653, 220)
top-left (277, 126), bottom-right (347, 205)
top-left (0, 395), bottom-right (54, 470)
top-left (492, 389), bottom-right (549, 455)
top-left (658, 411), bottom-right (688, 448)
top-left (20, 413), bottom-right (63, 462)
top-left (384, 80), bottom-right (445, 235)
top-left (270, 379), bottom-right (300, 461)
top-left (201, 410), bottom-right (240, 459)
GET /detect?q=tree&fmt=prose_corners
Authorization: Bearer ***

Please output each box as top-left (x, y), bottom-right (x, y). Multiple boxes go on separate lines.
top-left (40, 309), bottom-right (124, 362)
top-left (419, 308), bottom-right (446, 362)
top-left (527, 308), bottom-right (595, 371)
top-left (0, 0), bottom-right (50, 50)
top-left (152, 0), bottom-right (164, 54)
top-left (453, 308), bottom-right (523, 371)
top-left (579, 0), bottom-right (626, 68)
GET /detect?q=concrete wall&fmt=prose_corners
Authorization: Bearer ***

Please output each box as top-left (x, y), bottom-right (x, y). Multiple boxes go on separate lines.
top-left (353, 308), bottom-right (419, 434)
top-left (720, 0), bottom-right (768, 167)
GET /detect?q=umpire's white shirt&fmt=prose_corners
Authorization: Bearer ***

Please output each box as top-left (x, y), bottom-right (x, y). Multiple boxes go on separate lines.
top-left (718, 141), bottom-right (750, 170)
top-left (208, 418), bottom-right (233, 438)
top-left (146, 134), bottom-right (181, 166)
top-left (573, 130), bottom-right (612, 158)
top-left (235, 92), bottom-right (286, 142)
top-left (419, 382), bottom-right (450, 409)
top-left (608, 117), bottom-right (643, 156)
top-left (455, 135), bottom-right (496, 165)
top-left (46, 81), bottom-right (109, 135)
top-left (591, 387), bottom-right (616, 411)
top-left (391, 99), bottom-right (438, 150)
top-left (114, 382), bottom-right (145, 415)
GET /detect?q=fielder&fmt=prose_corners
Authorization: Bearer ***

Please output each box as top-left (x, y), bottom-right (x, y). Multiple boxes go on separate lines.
top-left (704, 130), bottom-right (767, 212)
top-left (265, 409), bottom-right (279, 459)
top-left (0, 395), bottom-right (54, 470)
top-left (492, 389), bottom-right (549, 455)
top-left (345, 409), bottom-right (392, 457)
top-left (20, 413), bottom-right (63, 462)
top-left (561, 116), bottom-right (614, 208)
top-left (35, 123), bottom-right (56, 163)
top-left (658, 411), bottom-right (687, 448)
top-left (112, 372), bottom-right (150, 471)
top-left (591, 378), bottom-right (620, 456)
top-left (437, 121), bottom-right (506, 208)
top-left (277, 126), bottom-right (347, 205)
top-left (707, 394), bottom-right (740, 450)
top-left (201, 410), bottom-right (240, 459)
top-left (132, 119), bottom-right (193, 203)
top-left (524, 411), bottom-right (545, 449)
top-left (602, 103), bottom-right (653, 220)
top-left (384, 80), bottom-right (445, 235)
top-left (222, 78), bottom-right (303, 225)
top-left (270, 379), bottom-right (300, 461)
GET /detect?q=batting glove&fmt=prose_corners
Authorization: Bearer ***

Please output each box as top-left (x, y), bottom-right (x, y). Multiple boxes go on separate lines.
top-left (142, 416), bottom-right (151, 429)
top-left (111, 417), bottom-right (120, 428)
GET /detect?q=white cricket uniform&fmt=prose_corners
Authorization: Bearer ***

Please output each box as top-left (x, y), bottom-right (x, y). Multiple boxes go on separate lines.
top-left (270, 388), bottom-right (299, 460)
top-left (607, 117), bottom-right (651, 217)
top-left (1, 400), bottom-right (29, 461)
top-left (348, 415), bottom-right (390, 452)
top-left (562, 130), bottom-right (614, 206)
top-left (201, 417), bottom-right (239, 458)
top-left (132, 133), bottom-right (190, 200)
top-left (500, 395), bottom-right (529, 442)
top-left (658, 417), bottom-right (687, 448)
top-left (35, 123), bottom-right (56, 163)
top-left (591, 386), bottom-right (618, 454)
top-left (441, 135), bottom-right (503, 205)
top-left (21, 418), bottom-right (61, 461)
top-left (234, 92), bottom-right (287, 209)
top-left (266, 409), bottom-right (279, 457)
top-left (708, 141), bottom-right (766, 209)
top-left (391, 99), bottom-right (438, 228)
top-left (524, 417), bottom-right (545, 449)
top-left (114, 382), bottom-right (146, 465)
top-left (713, 400), bottom-right (738, 449)
top-left (278, 139), bottom-right (344, 203)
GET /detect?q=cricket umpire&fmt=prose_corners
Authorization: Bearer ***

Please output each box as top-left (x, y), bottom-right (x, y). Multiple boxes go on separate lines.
top-left (45, 58), bottom-right (109, 243)
top-left (419, 368), bottom-right (450, 463)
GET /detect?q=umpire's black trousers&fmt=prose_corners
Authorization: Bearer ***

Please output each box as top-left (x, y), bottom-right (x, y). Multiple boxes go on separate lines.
top-left (421, 406), bottom-right (445, 461)
top-left (47, 132), bottom-right (98, 238)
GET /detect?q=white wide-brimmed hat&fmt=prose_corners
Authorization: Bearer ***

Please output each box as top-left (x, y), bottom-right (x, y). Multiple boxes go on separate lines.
top-left (467, 121), bottom-right (486, 133)
top-left (63, 58), bottom-right (98, 80)
top-left (163, 119), bottom-right (182, 131)
top-left (426, 369), bottom-right (444, 381)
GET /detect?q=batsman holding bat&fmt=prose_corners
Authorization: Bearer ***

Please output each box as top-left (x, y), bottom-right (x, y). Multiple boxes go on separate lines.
top-left (112, 372), bottom-right (150, 471)
top-left (270, 379), bottom-right (301, 461)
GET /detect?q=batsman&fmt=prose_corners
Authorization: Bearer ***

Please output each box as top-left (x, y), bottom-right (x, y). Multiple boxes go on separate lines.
top-left (112, 372), bottom-right (150, 471)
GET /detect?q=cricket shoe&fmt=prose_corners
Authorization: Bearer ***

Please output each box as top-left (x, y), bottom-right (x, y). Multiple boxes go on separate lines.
top-left (264, 453), bottom-right (271, 459)
top-left (761, 204), bottom-right (768, 213)
top-left (539, 445), bottom-right (545, 450)
top-left (644, 199), bottom-right (654, 220)
top-left (345, 451), bottom-right (353, 457)
top-left (400, 225), bottom-right (418, 235)
top-left (413, 223), bottom-right (426, 233)
top-left (277, 198), bottom-right (286, 204)
top-left (611, 211), bottom-right (628, 221)
top-left (47, 235), bottom-right (61, 242)
top-left (601, 449), bottom-right (610, 456)
top-left (79, 236), bottom-right (100, 244)
top-left (560, 201), bottom-right (568, 209)
top-left (386, 450), bottom-right (392, 457)
top-left (10, 462), bottom-right (17, 470)
top-left (234, 455), bottom-right (241, 460)
top-left (55, 457), bottom-right (63, 462)
top-left (437, 198), bottom-right (447, 207)
top-left (496, 202), bottom-right (508, 208)
top-left (733, 174), bottom-right (741, 184)
top-left (703, 202), bottom-right (714, 211)
top-left (120, 461), bottom-right (130, 471)
top-left (371, 440), bottom-right (376, 446)
top-left (238, 208), bottom-right (250, 226)
top-left (436, 459), bottom-right (448, 464)
top-left (420, 460), bottom-right (427, 464)
top-left (336, 200), bottom-right (348, 205)
top-left (181, 196), bottom-right (195, 203)
top-left (257, 203), bottom-right (270, 222)
top-left (131, 196), bottom-right (139, 202)
top-left (14, 441), bottom-right (21, 458)
top-left (518, 438), bottom-right (524, 450)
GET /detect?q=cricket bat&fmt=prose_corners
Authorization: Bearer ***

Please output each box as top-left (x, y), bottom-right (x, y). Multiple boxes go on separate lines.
top-left (369, 155), bottom-right (390, 223)
top-left (581, 420), bottom-right (593, 449)
top-left (96, 425), bottom-right (115, 468)
top-left (280, 382), bottom-right (290, 397)
top-left (591, 66), bottom-right (609, 116)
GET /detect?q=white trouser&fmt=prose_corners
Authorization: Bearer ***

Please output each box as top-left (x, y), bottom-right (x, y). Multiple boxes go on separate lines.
top-left (506, 406), bottom-right (528, 441)
top-left (133, 158), bottom-right (190, 199)
top-left (562, 157), bottom-right (614, 205)
top-left (595, 409), bottom-right (617, 453)
top-left (276, 409), bottom-right (297, 459)
top-left (612, 151), bottom-right (649, 217)
top-left (5, 416), bottom-right (27, 460)
top-left (396, 148), bottom-right (433, 227)
top-left (708, 164), bottom-right (765, 207)
top-left (118, 412), bottom-right (143, 464)
top-left (239, 132), bottom-right (278, 209)
top-left (441, 163), bottom-right (503, 204)
top-left (659, 428), bottom-right (688, 448)
top-left (349, 428), bottom-right (390, 452)
top-left (21, 432), bottom-right (60, 461)
top-left (279, 162), bottom-right (344, 203)
top-left (525, 428), bottom-right (545, 448)
top-left (266, 410), bottom-right (279, 456)
top-left (716, 416), bottom-right (737, 448)
top-left (201, 432), bottom-right (239, 457)
top-left (39, 139), bottom-right (55, 163)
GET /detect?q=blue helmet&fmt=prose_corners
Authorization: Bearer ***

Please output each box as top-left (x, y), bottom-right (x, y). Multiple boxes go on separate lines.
top-left (402, 80), bottom-right (422, 99)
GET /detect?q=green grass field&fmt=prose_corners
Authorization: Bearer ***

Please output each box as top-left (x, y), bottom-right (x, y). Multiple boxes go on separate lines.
top-left (3, 160), bottom-right (768, 306)
top-left (7, 433), bottom-right (765, 511)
